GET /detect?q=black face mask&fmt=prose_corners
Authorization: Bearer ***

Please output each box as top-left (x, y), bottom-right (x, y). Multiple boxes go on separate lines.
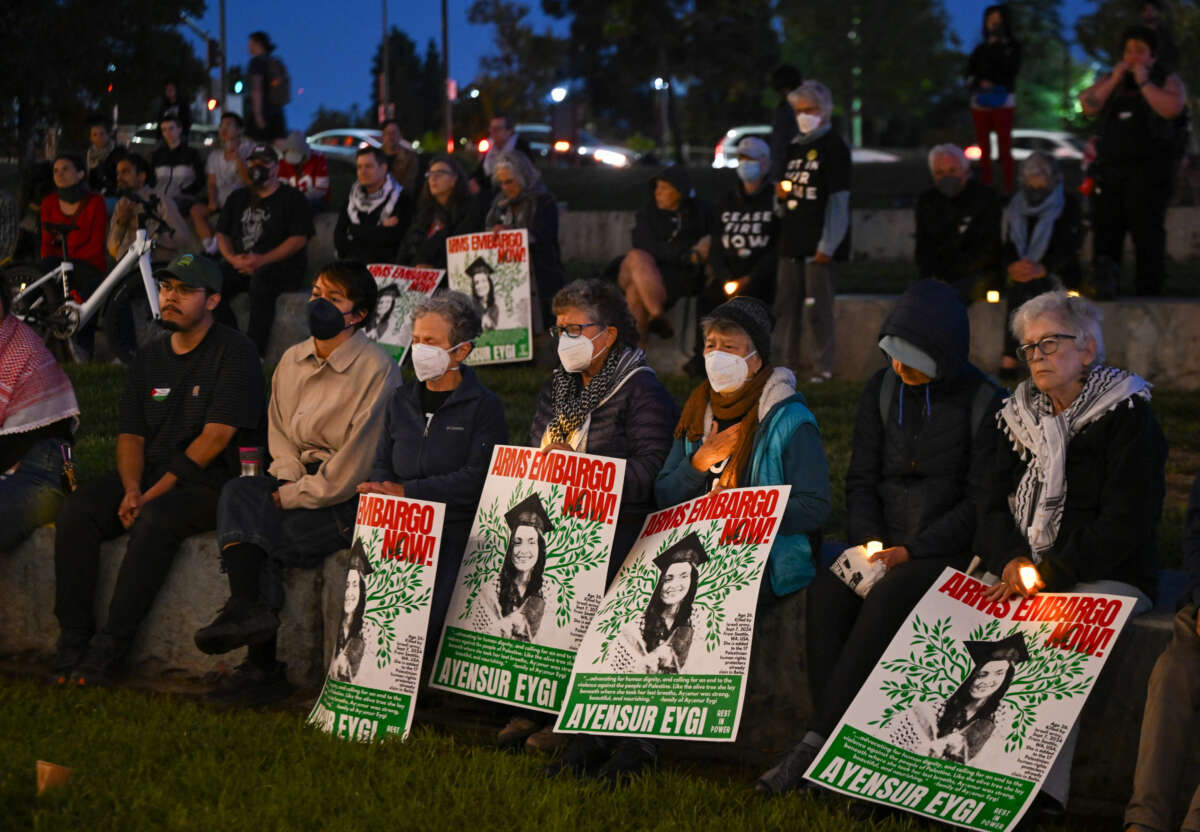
top-left (57, 182), bottom-right (88, 203)
top-left (308, 298), bottom-right (350, 340)
top-left (1023, 186), bottom-right (1052, 205)
top-left (248, 165), bottom-right (272, 186)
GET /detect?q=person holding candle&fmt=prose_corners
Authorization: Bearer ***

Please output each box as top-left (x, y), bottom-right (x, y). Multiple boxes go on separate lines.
top-left (757, 279), bottom-right (1004, 796)
top-left (979, 289), bottom-right (1165, 815)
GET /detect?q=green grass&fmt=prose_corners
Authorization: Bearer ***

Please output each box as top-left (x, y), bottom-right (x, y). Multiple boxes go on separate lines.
top-left (0, 674), bottom-right (1090, 831)
top-left (65, 366), bottom-right (1199, 569)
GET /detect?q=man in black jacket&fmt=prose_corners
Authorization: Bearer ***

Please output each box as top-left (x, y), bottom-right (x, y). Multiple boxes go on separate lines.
top-left (617, 165), bottom-right (715, 339)
top-left (757, 279), bottom-right (1004, 795)
top-left (334, 146), bottom-right (411, 264)
top-left (914, 143), bottom-right (1003, 303)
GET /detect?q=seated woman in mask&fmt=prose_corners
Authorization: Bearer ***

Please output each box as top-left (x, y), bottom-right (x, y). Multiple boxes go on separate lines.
top-left (998, 152), bottom-right (1081, 378)
top-left (499, 278), bottom-right (676, 757)
top-left (194, 260), bottom-right (402, 707)
top-left (358, 290), bottom-right (508, 662)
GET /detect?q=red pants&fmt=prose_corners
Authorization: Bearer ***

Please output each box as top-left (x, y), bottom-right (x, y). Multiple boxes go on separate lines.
top-left (971, 106), bottom-right (1015, 194)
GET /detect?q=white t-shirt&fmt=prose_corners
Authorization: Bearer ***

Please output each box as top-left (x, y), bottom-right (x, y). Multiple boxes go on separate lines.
top-left (206, 138), bottom-right (253, 208)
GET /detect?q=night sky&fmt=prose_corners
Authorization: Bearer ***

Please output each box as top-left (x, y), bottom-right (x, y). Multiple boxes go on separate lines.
top-left (179, 0), bottom-right (1098, 133)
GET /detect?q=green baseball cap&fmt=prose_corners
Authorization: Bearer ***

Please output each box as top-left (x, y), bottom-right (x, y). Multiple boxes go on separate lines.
top-left (154, 252), bottom-right (223, 292)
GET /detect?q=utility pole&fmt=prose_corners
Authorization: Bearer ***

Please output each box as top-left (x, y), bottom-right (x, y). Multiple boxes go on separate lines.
top-left (220, 0), bottom-right (227, 105)
top-left (381, 0), bottom-right (389, 122)
top-left (442, 0), bottom-right (452, 149)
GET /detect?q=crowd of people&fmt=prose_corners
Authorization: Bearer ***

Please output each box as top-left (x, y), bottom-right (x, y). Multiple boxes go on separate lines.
top-left (1, 6), bottom-right (1198, 829)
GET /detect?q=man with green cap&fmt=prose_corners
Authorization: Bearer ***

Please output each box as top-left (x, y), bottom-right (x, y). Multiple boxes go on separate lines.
top-left (51, 252), bottom-right (266, 688)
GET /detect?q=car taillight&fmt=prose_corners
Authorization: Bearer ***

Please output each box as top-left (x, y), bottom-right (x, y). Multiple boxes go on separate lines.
top-left (964, 145), bottom-right (983, 161)
top-left (553, 140), bottom-right (570, 153)
top-left (477, 138), bottom-right (490, 154)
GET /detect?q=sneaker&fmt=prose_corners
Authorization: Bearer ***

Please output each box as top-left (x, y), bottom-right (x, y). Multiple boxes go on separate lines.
top-left (68, 635), bottom-right (126, 688)
top-left (48, 636), bottom-right (90, 686)
top-left (755, 740), bottom-right (821, 796)
top-left (525, 725), bottom-right (569, 754)
top-left (544, 734), bottom-right (610, 778)
top-left (194, 597), bottom-right (280, 655)
top-left (204, 660), bottom-right (292, 707)
top-left (596, 739), bottom-right (658, 787)
top-left (647, 316), bottom-right (675, 339)
top-left (497, 716), bottom-right (542, 750)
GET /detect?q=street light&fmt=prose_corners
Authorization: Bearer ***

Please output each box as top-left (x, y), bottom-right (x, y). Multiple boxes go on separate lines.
top-left (652, 77), bottom-right (668, 91)
top-left (550, 86), bottom-right (567, 103)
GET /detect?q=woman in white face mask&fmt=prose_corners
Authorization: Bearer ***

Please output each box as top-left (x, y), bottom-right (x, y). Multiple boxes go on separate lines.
top-left (655, 295), bottom-right (831, 600)
top-left (356, 290), bottom-right (510, 671)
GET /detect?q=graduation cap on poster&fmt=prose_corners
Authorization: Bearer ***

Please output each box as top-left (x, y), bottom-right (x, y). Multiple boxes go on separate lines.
top-left (964, 633), bottom-right (1029, 667)
top-left (465, 256), bottom-right (495, 277)
top-left (653, 532), bottom-right (710, 571)
top-left (505, 493), bottom-right (555, 536)
top-left (346, 537), bottom-right (375, 576)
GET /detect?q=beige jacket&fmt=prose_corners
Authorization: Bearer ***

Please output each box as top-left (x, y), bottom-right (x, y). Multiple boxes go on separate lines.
top-left (268, 330), bottom-right (401, 509)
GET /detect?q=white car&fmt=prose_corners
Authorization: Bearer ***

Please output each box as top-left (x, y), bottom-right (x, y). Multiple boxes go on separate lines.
top-left (306, 129), bottom-right (384, 162)
top-left (966, 129), bottom-right (1086, 163)
top-left (713, 124), bottom-right (899, 166)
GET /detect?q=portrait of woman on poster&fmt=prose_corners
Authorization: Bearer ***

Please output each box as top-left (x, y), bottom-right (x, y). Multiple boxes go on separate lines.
top-left (330, 541), bottom-right (373, 684)
top-left (615, 533), bottom-right (708, 675)
top-left (472, 494), bottom-right (555, 643)
top-left (371, 283), bottom-right (401, 342)
top-left (888, 634), bottom-right (1028, 764)
top-left (466, 257), bottom-right (500, 331)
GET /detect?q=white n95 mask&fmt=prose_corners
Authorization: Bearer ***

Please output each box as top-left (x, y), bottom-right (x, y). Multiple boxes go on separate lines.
top-left (704, 350), bottom-right (756, 393)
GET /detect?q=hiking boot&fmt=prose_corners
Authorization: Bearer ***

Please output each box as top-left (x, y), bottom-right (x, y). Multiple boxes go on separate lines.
top-left (596, 739), bottom-right (658, 787)
top-left (497, 716), bottom-right (541, 750)
top-left (204, 661), bottom-right (292, 708)
top-left (48, 636), bottom-right (90, 686)
top-left (544, 734), bottom-right (611, 778)
top-left (755, 740), bottom-right (821, 796)
top-left (194, 597), bottom-right (279, 655)
top-left (68, 635), bottom-right (126, 688)
top-left (525, 725), bottom-right (569, 754)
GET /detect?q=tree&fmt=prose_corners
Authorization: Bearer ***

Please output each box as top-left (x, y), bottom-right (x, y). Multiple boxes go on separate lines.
top-left (369, 28), bottom-right (444, 138)
top-left (467, 0), bottom-right (568, 121)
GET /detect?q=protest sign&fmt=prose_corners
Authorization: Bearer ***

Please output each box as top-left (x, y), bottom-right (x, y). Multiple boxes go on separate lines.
top-left (363, 264), bottom-right (444, 363)
top-left (555, 485), bottom-right (790, 742)
top-left (430, 445), bottom-right (626, 712)
top-left (805, 568), bottom-right (1138, 831)
top-left (444, 230), bottom-right (531, 365)
top-left (307, 493), bottom-right (445, 742)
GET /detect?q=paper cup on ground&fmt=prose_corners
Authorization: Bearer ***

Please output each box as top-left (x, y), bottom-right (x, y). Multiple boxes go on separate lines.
top-left (829, 542), bottom-right (888, 598)
top-left (36, 760), bottom-right (71, 794)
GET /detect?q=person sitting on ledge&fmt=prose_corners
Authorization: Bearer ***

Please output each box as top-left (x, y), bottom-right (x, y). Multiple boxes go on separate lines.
top-left (1124, 469), bottom-right (1200, 832)
top-left (334, 146), bottom-right (411, 264)
top-left (980, 290), bottom-right (1166, 815)
top-left (756, 278), bottom-right (1002, 796)
top-left (194, 260), bottom-right (401, 707)
top-left (51, 253), bottom-right (264, 687)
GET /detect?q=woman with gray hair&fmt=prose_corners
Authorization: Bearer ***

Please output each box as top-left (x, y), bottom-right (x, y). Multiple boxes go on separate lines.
top-left (357, 289), bottom-right (509, 662)
top-left (978, 290), bottom-right (1165, 813)
top-left (485, 149), bottom-right (566, 331)
top-left (998, 152), bottom-right (1082, 377)
top-left (774, 80), bottom-right (851, 383)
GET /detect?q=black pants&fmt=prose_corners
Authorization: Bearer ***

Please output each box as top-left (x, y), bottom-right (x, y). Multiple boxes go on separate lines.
top-left (215, 260), bottom-right (304, 356)
top-left (1092, 160), bottom-right (1174, 296)
top-left (53, 470), bottom-right (220, 647)
top-left (805, 556), bottom-right (954, 737)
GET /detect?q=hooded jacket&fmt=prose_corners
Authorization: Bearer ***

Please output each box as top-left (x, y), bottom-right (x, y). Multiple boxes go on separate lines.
top-left (845, 280), bottom-right (1003, 563)
top-left (632, 165), bottom-right (716, 269)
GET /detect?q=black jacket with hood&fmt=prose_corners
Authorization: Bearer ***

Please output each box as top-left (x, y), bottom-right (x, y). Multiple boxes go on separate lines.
top-left (632, 165), bottom-right (716, 271)
top-left (966, 5), bottom-right (1022, 95)
top-left (845, 280), bottom-right (1004, 564)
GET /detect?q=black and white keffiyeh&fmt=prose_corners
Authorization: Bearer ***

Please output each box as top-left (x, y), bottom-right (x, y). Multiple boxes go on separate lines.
top-left (999, 365), bottom-right (1152, 561)
top-left (346, 174), bottom-right (402, 225)
top-left (546, 347), bottom-right (648, 445)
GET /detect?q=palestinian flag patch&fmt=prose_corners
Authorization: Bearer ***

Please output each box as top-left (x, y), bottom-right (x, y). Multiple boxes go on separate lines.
top-left (151, 387), bottom-right (171, 402)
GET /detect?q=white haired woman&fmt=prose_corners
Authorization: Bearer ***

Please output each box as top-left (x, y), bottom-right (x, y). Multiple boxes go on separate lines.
top-left (979, 290), bottom-right (1166, 812)
top-left (773, 80), bottom-right (851, 383)
top-left (998, 152), bottom-right (1082, 378)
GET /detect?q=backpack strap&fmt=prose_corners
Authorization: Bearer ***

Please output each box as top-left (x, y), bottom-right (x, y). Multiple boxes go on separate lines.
top-left (878, 370), bottom-right (899, 426)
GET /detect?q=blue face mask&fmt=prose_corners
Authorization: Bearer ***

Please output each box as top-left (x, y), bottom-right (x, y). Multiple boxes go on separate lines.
top-left (736, 161), bottom-right (763, 183)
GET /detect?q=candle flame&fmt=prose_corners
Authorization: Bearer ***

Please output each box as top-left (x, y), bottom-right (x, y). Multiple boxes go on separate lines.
top-left (1019, 565), bottom-right (1040, 591)
top-left (986, 290), bottom-right (1000, 304)
top-left (865, 540), bottom-right (883, 557)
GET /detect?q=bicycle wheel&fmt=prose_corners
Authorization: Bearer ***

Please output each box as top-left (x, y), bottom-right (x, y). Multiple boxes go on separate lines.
top-left (100, 272), bottom-right (167, 364)
top-left (2, 264), bottom-right (58, 329)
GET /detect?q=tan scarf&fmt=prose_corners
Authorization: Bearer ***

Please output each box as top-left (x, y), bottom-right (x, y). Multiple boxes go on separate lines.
top-left (675, 365), bottom-right (772, 489)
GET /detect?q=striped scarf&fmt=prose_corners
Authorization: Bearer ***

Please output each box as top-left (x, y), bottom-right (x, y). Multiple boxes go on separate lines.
top-left (545, 347), bottom-right (648, 445)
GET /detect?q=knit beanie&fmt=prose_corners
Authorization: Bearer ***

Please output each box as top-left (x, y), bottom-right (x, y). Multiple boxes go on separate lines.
top-left (705, 296), bottom-right (773, 362)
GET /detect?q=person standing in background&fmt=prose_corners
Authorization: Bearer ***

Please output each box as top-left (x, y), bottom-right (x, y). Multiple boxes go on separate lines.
top-left (966, 5), bottom-right (1022, 195)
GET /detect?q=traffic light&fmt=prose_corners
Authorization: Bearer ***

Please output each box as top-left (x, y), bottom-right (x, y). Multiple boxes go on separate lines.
top-left (207, 98), bottom-right (218, 111)
top-left (207, 38), bottom-right (221, 71)
top-left (229, 67), bottom-right (243, 95)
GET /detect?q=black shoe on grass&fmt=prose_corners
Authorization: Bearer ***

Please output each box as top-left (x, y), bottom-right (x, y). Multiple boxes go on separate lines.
top-left (544, 734), bottom-right (611, 778)
top-left (596, 739), bottom-right (658, 788)
top-left (69, 635), bottom-right (126, 688)
top-left (204, 661), bottom-right (292, 708)
top-left (194, 598), bottom-right (279, 655)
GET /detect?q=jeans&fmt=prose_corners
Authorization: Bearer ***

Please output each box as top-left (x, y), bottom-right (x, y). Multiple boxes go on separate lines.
top-left (216, 475), bottom-right (356, 611)
top-left (0, 438), bottom-right (67, 552)
top-left (54, 470), bottom-right (221, 647)
top-left (214, 260), bottom-right (305, 356)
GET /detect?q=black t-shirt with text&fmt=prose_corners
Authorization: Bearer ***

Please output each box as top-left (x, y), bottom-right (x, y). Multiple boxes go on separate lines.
top-left (778, 131), bottom-right (852, 260)
top-left (218, 184), bottom-right (314, 275)
top-left (712, 182), bottom-right (778, 280)
top-left (118, 323), bottom-right (266, 486)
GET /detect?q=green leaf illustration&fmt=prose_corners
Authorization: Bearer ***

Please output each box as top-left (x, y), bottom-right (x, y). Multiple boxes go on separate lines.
top-left (354, 528), bottom-right (432, 671)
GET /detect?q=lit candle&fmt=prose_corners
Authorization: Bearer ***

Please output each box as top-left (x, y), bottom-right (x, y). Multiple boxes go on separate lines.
top-left (1066, 290), bottom-right (1080, 298)
top-left (986, 290), bottom-right (1000, 304)
top-left (1019, 565), bottom-right (1040, 592)
top-left (864, 540), bottom-right (883, 558)
top-left (781, 179), bottom-right (793, 193)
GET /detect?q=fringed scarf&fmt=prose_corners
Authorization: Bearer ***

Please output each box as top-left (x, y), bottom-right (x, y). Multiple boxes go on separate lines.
top-left (545, 347), bottom-right (648, 445)
top-left (346, 174), bottom-right (403, 225)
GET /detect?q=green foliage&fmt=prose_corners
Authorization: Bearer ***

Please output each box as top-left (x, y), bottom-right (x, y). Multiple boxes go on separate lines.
top-left (369, 28), bottom-right (444, 137)
top-left (357, 527), bottom-right (433, 670)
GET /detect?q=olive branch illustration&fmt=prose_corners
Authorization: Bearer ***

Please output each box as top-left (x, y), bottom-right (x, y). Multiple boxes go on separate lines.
top-left (456, 480), bottom-right (607, 630)
top-left (868, 616), bottom-right (1094, 752)
top-left (590, 522), bottom-right (764, 665)
top-left (356, 527), bottom-right (433, 671)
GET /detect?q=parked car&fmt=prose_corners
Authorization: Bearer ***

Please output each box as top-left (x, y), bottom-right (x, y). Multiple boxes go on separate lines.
top-left (306, 129), bottom-right (384, 162)
top-left (713, 124), bottom-right (900, 167)
top-left (476, 124), bottom-right (641, 168)
top-left (965, 129), bottom-right (1086, 163)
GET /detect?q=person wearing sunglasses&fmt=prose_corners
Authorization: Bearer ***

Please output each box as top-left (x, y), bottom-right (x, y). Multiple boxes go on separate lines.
top-left (977, 290), bottom-right (1166, 816)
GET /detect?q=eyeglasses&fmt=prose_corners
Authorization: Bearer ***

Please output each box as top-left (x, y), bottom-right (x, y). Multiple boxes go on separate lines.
top-left (1017, 333), bottom-right (1077, 362)
top-left (548, 323), bottom-right (599, 339)
top-left (158, 281), bottom-right (202, 297)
